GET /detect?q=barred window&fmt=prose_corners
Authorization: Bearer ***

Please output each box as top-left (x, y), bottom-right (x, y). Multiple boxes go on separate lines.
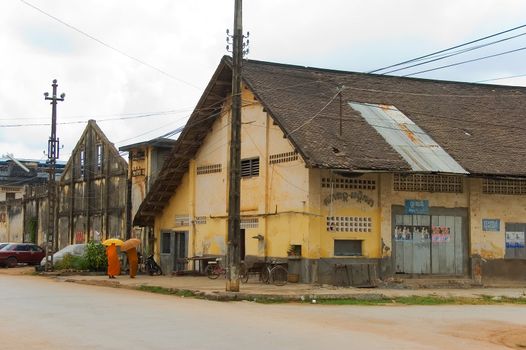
top-left (240, 217), bottom-right (259, 229)
top-left (483, 178), bottom-right (526, 195)
top-left (175, 215), bottom-right (190, 226)
top-left (334, 240), bottom-right (362, 256)
top-left (241, 157), bottom-right (259, 178)
top-left (197, 163), bottom-right (222, 175)
top-left (327, 216), bottom-right (372, 232)
top-left (393, 173), bottom-right (463, 193)
top-left (269, 151), bottom-right (299, 164)
top-left (322, 177), bottom-right (376, 190)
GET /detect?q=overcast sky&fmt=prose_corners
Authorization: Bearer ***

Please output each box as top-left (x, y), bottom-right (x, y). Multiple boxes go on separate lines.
top-left (1, 0), bottom-right (526, 161)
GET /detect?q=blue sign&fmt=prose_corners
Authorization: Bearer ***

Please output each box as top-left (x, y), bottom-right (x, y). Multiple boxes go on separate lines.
top-left (482, 219), bottom-right (500, 232)
top-left (404, 200), bottom-right (429, 215)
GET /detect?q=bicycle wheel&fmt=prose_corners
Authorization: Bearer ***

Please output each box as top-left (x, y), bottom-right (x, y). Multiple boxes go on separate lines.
top-left (205, 264), bottom-right (220, 279)
top-left (260, 266), bottom-right (270, 284)
top-left (270, 265), bottom-right (288, 286)
top-left (239, 262), bottom-right (249, 283)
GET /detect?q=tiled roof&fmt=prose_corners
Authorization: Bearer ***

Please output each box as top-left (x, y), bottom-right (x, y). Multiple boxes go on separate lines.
top-left (134, 56), bottom-right (526, 225)
top-left (242, 59), bottom-right (526, 176)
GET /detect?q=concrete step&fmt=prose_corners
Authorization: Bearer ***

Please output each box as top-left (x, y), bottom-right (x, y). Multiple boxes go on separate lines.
top-left (383, 276), bottom-right (478, 289)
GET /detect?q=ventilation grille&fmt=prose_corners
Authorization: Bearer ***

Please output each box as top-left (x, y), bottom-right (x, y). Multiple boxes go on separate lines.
top-left (240, 218), bottom-right (259, 229)
top-left (327, 216), bottom-right (372, 232)
top-left (270, 151), bottom-right (299, 164)
top-left (483, 178), bottom-right (526, 195)
top-left (175, 215), bottom-right (190, 226)
top-left (394, 173), bottom-right (463, 193)
top-left (197, 164), bottom-right (222, 175)
top-left (322, 178), bottom-right (376, 190)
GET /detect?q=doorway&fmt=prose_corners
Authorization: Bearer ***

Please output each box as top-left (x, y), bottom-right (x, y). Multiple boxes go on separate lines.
top-left (392, 208), bottom-right (467, 275)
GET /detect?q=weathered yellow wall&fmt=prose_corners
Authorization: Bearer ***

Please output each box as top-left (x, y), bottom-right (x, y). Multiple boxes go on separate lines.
top-left (471, 179), bottom-right (526, 259)
top-left (154, 86), bottom-right (310, 262)
top-left (309, 170), bottom-right (381, 259)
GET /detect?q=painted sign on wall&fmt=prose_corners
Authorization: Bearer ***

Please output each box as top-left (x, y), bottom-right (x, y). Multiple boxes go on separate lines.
top-left (505, 231), bottom-right (525, 249)
top-left (323, 191), bottom-right (374, 207)
top-left (482, 219), bottom-right (500, 232)
top-left (404, 200), bottom-right (429, 215)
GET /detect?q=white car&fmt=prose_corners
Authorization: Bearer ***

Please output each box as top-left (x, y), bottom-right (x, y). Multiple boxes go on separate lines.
top-left (40, 244), bottom-right (87, 266)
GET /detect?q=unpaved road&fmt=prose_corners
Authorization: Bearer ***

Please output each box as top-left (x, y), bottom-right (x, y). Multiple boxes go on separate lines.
top-left (1, 274), bottom-right (525, 350)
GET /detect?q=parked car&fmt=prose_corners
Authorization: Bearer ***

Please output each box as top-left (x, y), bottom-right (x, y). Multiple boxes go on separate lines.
top-left (0, 243), bottom-right (45, 267)
top-left (40, 244), bottom-right (87, 267)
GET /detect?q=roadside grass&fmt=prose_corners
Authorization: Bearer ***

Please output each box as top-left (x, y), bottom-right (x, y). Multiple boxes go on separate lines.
top-left (137, 285), bottom-right (196, 298)
top-left (314, 295), bottom-right (526, 306)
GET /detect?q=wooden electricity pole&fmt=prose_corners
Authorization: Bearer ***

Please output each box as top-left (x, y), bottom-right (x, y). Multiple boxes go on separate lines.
top-left (44, 79), bottom-right (65, 271)
top-left (226, 0), bottom-right (243, 292)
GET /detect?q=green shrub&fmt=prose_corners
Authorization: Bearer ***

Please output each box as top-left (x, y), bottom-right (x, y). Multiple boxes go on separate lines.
top-left (55, 254), bottom-right (88, 271)
top-left (84, 241), bottom-right (107, 272)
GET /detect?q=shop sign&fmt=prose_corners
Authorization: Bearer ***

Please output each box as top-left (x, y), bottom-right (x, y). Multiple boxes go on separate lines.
top-left (404, 200), bottom-right (429, 215)
top-left (482, 219), bottom-right (500, 232)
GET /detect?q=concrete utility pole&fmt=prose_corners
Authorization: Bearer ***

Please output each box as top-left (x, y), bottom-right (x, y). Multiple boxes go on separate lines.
top-left (226, 0), bottom-right (243, 292)
top-left (44, 79), bottom-right (65, 271)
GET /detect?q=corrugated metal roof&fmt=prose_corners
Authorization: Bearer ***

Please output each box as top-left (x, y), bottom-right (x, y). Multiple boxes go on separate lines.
top-left (349, 102), bottom-right (468, 174)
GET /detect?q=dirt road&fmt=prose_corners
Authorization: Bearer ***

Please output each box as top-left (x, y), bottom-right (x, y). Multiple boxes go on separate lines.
top-left (0, 274), bottom-right (525, 349)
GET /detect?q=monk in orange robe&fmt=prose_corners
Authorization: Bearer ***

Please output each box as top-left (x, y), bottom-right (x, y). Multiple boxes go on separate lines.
top-left (126, 247), bottom-right (138, 278)
top-left (106, 243), bottom-right (120, 279)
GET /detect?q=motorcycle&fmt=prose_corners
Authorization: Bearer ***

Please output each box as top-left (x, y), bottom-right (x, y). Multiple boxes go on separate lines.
top-left (144, 254), bottom-right (163, 276)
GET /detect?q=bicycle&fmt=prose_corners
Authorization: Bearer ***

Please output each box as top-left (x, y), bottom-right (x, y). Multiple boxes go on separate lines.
top-left (260, 260), bottom-right (288, 286)
top-left (204, 258), bottom-right (248, 283)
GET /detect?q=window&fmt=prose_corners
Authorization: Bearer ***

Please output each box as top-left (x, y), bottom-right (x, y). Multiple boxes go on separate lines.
top-left (6, 192), bottom-right (15, 200)
top-left (334, 240), bottom-right (362, 256)
top-left (197, 163), bottom-right (222, 175)
top-left (241, 157), bottom-right (259, 178)
top-left (79, 149), bottom-right (85, 179)
top-left (161, 232), bottom-right (171, 254)
top-left (96, 144), bottom-right (103, 173)
top-left (15, 245), bottom-right (30, 252)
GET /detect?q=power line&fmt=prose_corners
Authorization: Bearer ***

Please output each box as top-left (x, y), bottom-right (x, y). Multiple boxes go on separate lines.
top-left (381, 31), bottom-right (526, 75)
top-left (20, 0), bottom-right (202, 90)
top-left (403, 45), bottom-right (526, 77)
top-left (475, 73), bottom-right (526, 83)
top-left (368, 23), bottom-right (526, 73)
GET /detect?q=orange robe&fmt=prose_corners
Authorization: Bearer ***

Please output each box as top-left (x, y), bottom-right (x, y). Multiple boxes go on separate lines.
top-left (126, 247), bottom-right (138, 278)
top-left (106, 244), bottom-right (120, 277)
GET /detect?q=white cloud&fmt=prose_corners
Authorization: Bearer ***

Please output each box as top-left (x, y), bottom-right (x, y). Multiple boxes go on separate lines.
top-left (1, 0), bottom-right (525, 159)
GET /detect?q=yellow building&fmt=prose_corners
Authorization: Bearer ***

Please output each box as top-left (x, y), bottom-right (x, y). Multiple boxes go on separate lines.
top-left (135, 57), bottom-right (526, 284)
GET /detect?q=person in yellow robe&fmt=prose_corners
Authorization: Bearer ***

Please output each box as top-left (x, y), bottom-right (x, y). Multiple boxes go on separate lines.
top-left (126, 247), bottom-right (138, 278)
top-left (106, 243), bottom-right (120, 279)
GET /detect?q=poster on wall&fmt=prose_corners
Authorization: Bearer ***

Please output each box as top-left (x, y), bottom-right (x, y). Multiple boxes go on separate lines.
top-left (394, 226), bottom-right (430, 241)
top-left (431, 225), bottom-right (451, 242)
top-left (482, 219), bottom-right (500, 232)
top-left (505, 231), bottom-right (525, 249)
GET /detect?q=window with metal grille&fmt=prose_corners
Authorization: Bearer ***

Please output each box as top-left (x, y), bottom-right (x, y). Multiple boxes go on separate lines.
top-left (327, 216), bottom-right (372, 232)
top-left (175, 215), bottom-right (190, 226)
top-left (196, 163), bottom-right (222, 175)
top-left (393, 173), bottom-right (463, 193)
top-left (241, 157), bottom-right (259, 178)
top-left (161, 232), bottom-right (171, 254)
top-left (334, 240), bottom-right (362, 256)
top-left (321, 177), bottom-right (376, 190)
top-left (79, 149), bottom-right (85, 179)
top-left (269, 151), bottom-right (298, 164)
top-left (483, 179), bottom-right (526, 195)
top-left (194, 216), bottom-right (207, 225)
top-left (96, 144), bottom-right (103, 173)
top-left (240, 217), bottom-right (259, 229)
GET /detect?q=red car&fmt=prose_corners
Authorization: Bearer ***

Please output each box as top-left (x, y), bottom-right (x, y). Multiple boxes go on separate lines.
top-left (0, 243), bottom-right (45, 267)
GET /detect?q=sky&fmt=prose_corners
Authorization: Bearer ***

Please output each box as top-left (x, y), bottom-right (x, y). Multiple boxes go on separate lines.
top-left (1, 0), bottom-right (526, 161)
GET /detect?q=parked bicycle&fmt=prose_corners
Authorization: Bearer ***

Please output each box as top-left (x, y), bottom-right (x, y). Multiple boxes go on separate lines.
top-left (260, 260), bottom-right (288, 286)
top-left (144, 254), bottom-right (163, 276)
top-left (205, 258), bottom-right (248, 283)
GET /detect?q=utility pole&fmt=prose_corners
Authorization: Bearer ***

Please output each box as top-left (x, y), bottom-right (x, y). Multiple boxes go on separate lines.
top-left (225, 0), bottom-right (244, 292)
top-left (44, 79), bottom-right (65, 271)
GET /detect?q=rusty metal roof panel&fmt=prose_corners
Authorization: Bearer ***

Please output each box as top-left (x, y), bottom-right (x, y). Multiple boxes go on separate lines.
top-left (349, 102), bottom-right (468, 174)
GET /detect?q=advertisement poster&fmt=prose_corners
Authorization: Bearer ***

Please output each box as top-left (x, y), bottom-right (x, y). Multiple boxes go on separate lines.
top-left (431, 225), bottom-right (451, 242)
top-left (505, 231), bottom-right (525, 249)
